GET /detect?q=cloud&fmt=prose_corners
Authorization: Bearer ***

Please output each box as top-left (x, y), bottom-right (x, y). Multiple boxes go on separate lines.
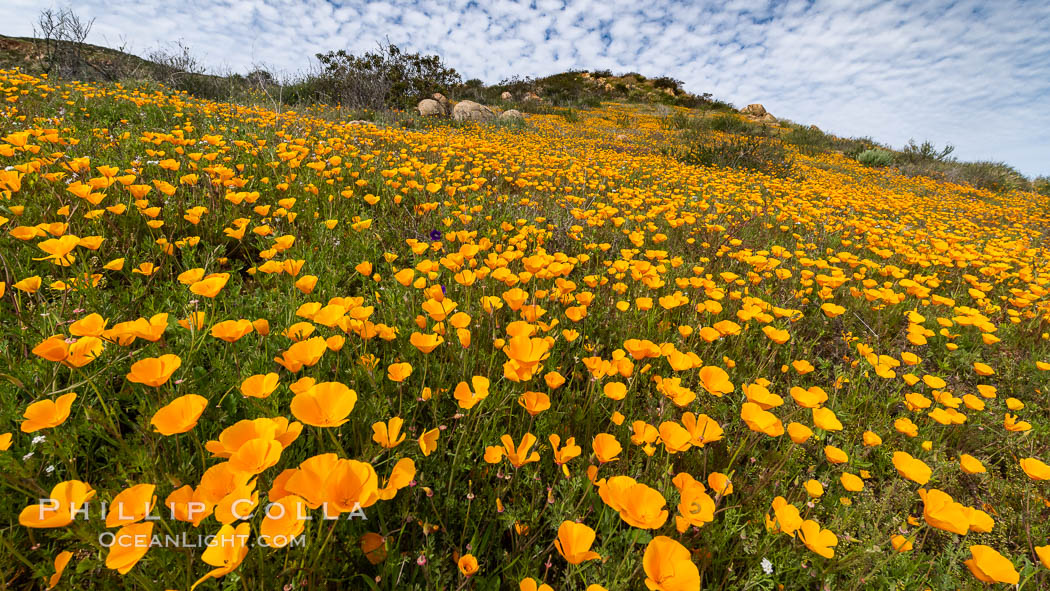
top-left (3, 0), bottom-right (1048, 176)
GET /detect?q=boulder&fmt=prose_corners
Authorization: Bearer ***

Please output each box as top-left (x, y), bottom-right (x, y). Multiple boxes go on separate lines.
top-left (432, 93), bottom-right (450, 112)
top-left (500, 91), bottom-right (513, 101)
top-left (417, 98), bottom-right (445, 117)
top-left (759, 113), bottom-right (778, 124)
top-left (452, 100), bottom-right (496, 122)
top-left (523, 92), bottom-right (542, 102)
top-left (500, 109), bottom-right (523, 121)
top-left (740, 103), bottom-right (767, 117)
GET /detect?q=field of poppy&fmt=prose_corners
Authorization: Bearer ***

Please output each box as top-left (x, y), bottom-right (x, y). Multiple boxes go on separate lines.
top-left (2, 67), bottom-right (1050, 590)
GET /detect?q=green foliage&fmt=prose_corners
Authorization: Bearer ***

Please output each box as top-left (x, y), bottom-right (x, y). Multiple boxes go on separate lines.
top-left (704, 113), bottom-right (773, 136)
top-left (857, 149), bottom-right (894, 167)
top-left (313, 42), bottom-right (462, 110)
top-left (668, 133), bottom-right (797, 178)
top-left (1034, 176), bottom-right (1050, 196)
top-left (888, 139), bottom-right (1031, 193)
top-left (650, 76), bottom-right (682, 91)
top-left (942, 160), bottom-right (1031, 193)
top-left (664, 111), bottom-right (704, 132)
top-left (897, 139), bottom-right (956, 165)
top-left (782, 125), bottom-right (836, 155)
top-left (559, 107), bottom-right (581, 123)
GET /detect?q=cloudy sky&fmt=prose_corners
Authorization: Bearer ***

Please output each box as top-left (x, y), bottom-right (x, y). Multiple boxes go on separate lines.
top-left (3, 0), bottom-right (1048, 177)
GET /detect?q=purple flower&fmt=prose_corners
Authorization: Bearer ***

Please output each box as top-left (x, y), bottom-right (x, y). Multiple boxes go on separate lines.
top-left (428, 229), bottom-right (442, 241)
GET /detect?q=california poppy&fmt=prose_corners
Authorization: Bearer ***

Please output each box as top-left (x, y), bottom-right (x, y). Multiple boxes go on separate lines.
top-left (290, 382), bottom-right (357, 427)
top-left (642, 536), bottom-right (700, 591)
top-left (554, 520), bottom-right (601, 564)
top-left (126, 354), bottom-right (182, 387)
top-left (21, 393), bottom-right (77, 433)
top-left (19, 480), bottom-right (96, 528)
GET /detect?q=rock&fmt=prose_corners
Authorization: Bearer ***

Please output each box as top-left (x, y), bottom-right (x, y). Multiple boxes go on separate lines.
top-left (452, 100), bottom-right (496, 122)
top-left (500, 91), bottom-right (513, 101)
top-left (662, 87), bottom-right (675, 96)
top-left (759, 113), bottom-right (778, 123)
top-left (500, 109), bottom-right (523, 121)
top-left (603, 84), bottom-right (613, 91)
top-left (523, 92), bottom-right (542, 102)
top-left (417, 99), bottom-right (445, 117)
top-left (614, 134), bottom-right (627, 142)
top-left (740, 103), bottom-right (767, 117)
top-left (432, 93), bottom-right (450, 112)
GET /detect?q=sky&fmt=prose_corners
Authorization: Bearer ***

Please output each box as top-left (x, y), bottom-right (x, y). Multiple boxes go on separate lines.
top-left (3, 0), bottom-right (1048, 177)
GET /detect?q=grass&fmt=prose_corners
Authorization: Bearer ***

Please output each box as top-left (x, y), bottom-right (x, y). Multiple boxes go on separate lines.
top-left (1, 67), bottom-right (1050, 591)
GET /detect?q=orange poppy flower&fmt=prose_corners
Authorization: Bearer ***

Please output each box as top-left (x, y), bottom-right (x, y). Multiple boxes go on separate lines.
top-left (290, 382), bottom-right (357, 427)
top-left (517, 391), bottom-right (551, 416)
top-left (643, 536), bottom-right (700, 591)
top-left (965, 545), bottom-right (1018, 584)
top-left (457, 554), bottom-right (479, 576)
top-left (21, 393), bottom-right (77, 433)
top-left (240, 373), bottom-right (280, 398)
top-left (126, 354), bottom-right (182, 387)
top-left (387, 362), bottom-right (413, 382)
top-left (592, 433), bottom-right (622, 463)
top-left (211, 319), bottom-right (254, 342)
top-left (798, 520), bottom-right (838, 558)
top-left (372, 417), bottom-right (406, 448)
top-left (740, 402), bottom-right (783, 437)
top-left (191, 522), bottom-right (251, 589)
top-left (19, 480), bottom-right (96, 528)
top-left (105, 521), bottom-right (154, 574)
top-left (418, 428), bottom-right (440, 456)
top-left (554, 520), bottom-right (601, 564)
top-left (260, 495), bottom-right (308, 547)
top-left (453, 376), bottom-right (490, 410)
top-left (105, 483), bottom-right (156, 527)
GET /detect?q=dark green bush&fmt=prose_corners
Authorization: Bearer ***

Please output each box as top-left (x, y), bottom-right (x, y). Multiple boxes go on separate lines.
top-left (897, 139), bottom-right (955, 165)
top-left (651, 76), bottom-right (682, 91)
top-left (857, 149), bottom-right (894, 167)
top-left (832, 136), bottom-right (878, 160)
top-left (1034, 176), bottom-right (1050, 196)
top-left (313, 43), bottom-right (461, 110)
top-left (706, 113), bottom-right (760, 135)
top-left (667, 133), bottom-right (796, 178)
top-left (783, 125), bottom-right (834, 155)
top-left (943, 161), bottom-right (1029, 193)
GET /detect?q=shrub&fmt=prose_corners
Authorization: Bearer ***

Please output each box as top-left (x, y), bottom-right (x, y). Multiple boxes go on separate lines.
top-left (898, 139), bottom-right (955, 165)
top-left (857, 149), bottom-right (894, 167)
top-left (943, 161), bottom-right (1030, 193)
top-left (706, 113), bottom-right (760, 135)
top-left (832, 136), bottom-right (879, 160)
top-left (665, 111), bottom-right (704, 132)
top-left (782, 125), bottom-right (833, 155)
top-left (668, 133), bottom-right (796, 178)
top-left (651, 76), bottom-right (682, 91)
top-left (1034, 176), bottom-right (1050, 196)
top-left (313, 42), bottom-right (461, 110)
top-left (559, 108), bottom-right (580, 123)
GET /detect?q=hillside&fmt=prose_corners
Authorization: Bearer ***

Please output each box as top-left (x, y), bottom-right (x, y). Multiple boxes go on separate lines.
top-left (2, 46), bottom-right (1050, 591)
